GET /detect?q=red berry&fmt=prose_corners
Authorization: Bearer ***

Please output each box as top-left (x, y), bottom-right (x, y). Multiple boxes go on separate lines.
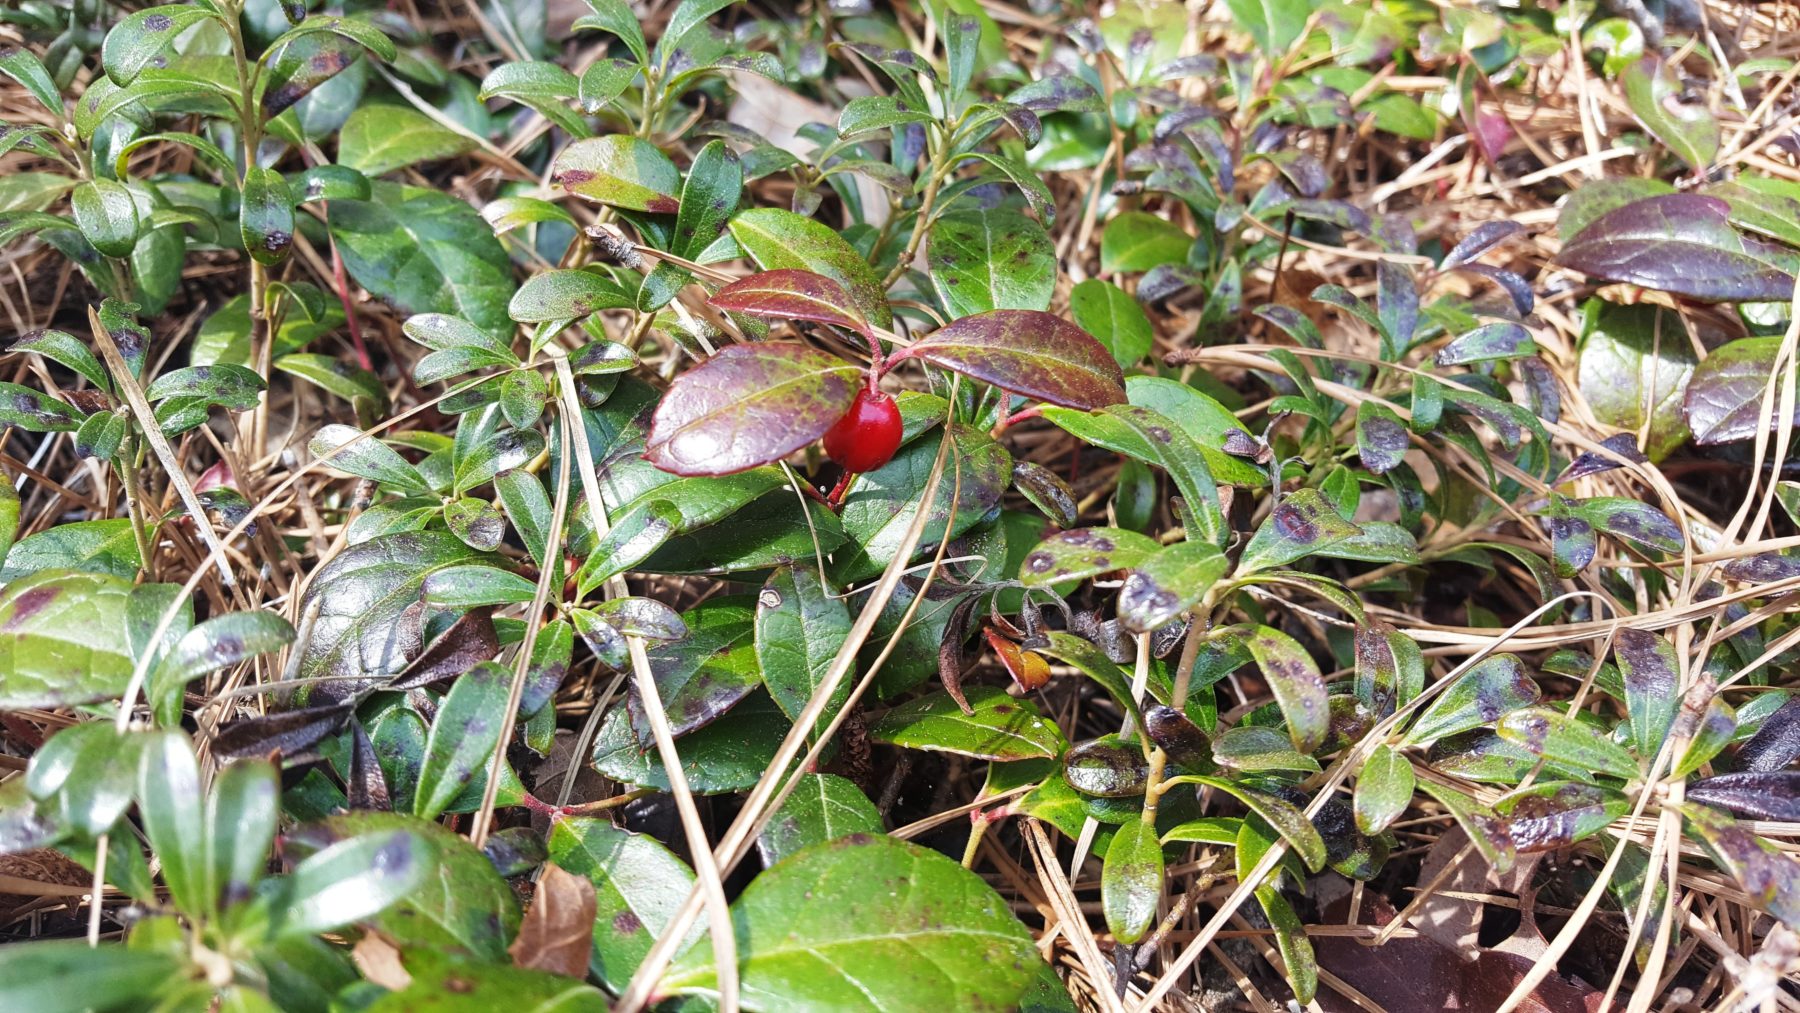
top-left (822, 388), bottom-right (902, 473)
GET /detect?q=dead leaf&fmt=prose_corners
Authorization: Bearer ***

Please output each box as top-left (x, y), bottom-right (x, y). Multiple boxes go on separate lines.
top-left (352, 933), bottom-right (412, 991)
top-left (509, 861), bottom-right (597, 979)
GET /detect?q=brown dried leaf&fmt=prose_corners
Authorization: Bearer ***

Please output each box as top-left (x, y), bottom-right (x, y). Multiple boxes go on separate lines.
top-left (508, 861), bottom-right (597, 979)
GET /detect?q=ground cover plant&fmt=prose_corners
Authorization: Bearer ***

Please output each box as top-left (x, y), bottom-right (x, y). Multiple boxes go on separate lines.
top-left (1, 0), bottom-right (1799, 1009)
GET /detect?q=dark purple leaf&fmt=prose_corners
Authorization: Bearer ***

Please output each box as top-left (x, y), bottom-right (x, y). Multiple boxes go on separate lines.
top-left (346, 717), bottom-right (392, 811)
top-left (1064, 735), bottom-right (1150, 797)
top-left (212, 702), bottom-right (355, 760)
top-left (1614, 628), bottom-right (1678, 758)
top-left (1441, 221), bottom-right (1526, 270)
top-left (1458, 263), bottom-right (1535, 315)
top-left (643, 342), bottom-right (861, 476)
top-left (1554, 433), bottom-right (1646, 484)
top-left (1572, 497), bottom-right (1684, 554)
top-left (1681, 803), bottom-right (1800, 925)
top-left (1144, 704), bottom-right (1212, 771)
top-left (1688, 771), bottom-right (1800, 822)
top-left (1735, 697), bottom-right (1800, 773)
top-left (904, 310), bottom-right (1126, 409)
top-left (1684, 336), bottom-right (1800, 445)
top-left (387, 607), bottom-right (498, 691)
top-left (1721, 552), bottom-right (1800, 583)
top-left (709, 269), bottom-right (870, 337)
top-left (1519, 358), bottom-right (1561, 422)
top-left (1547, 513), bottom-right (1596, 578)
top-left (1555, 194), bottom-right (1796, 303)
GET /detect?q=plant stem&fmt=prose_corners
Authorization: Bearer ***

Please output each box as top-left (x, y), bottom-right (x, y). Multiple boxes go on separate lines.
top-left (118, 436), bottom-right (155, 579)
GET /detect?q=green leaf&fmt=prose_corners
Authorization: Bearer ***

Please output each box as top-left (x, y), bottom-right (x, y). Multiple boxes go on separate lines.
top-left (136, 732), bottom-right (206, 913)
top-left (1224, 0), bottom-right (1310, 53)
top-left (413, 661), bottom-right (510, 820)
top-left (633, 597), bottom-right (760, 741)
top-left (331, 181), bottom-right (514, 338)
top-left (1403, 654), bottom-right (1540, 746)
top-left (289, 811), bottom-right (521, 957)
top-left (1355, 400), bottom-right (1410, 474)
top-left (871, 685), bottom-right (1065, 761)
top-left (643, 342), bottom-right (861, 477)
top-left (9, 329), bottom-right (109, 393)
top-left (1019, 527), bottom-right (1161, 587)
top-left (729, 206), bottom-right (891, 329)
top-left (205, 759), bottom-right (279, 914)
top-left (294, 531), bottom-right (493, 699)
top-left (756, 565), bottom-right (853, 734)
top-left (574, 498), bottom-right (682, 596)
top-left (672, 138), bottom-right (743, 260)
top-left (509, 268), bottom-right (635, 322)
top-left (101, 5), bottom-right (219, 85)
top-left (1101, 819), bottom-right (1162, 944)
top-left (1229, 624), bottom-right (1329, 754)
top-left (1100, 211), bottom-right (1190, 273)
top-left (1353, 744), bottom-right (1414, 835)
top-left (71, 177), bottom-right (139, 258)
top-left (1164, 774), bottom-right (1327, 871)
top-left (1237, 488), bottom-right (1361, 574)
top-left (578, 57), bottom-right (638, 114)
top-left (240, 165), bottom-right (295, 265)
top-left (591, 690), bottom-right (787, 794)
top-left (364, 964), bottom-right (607, 1011)
top-left (145, 363), bottom-right (266, 411)
top-left (337, 103), bottom-right (477, 176)
top-left (1119, 541), bottom-right (1227, 633)
top-left (961, 151), bottom-right (1056, 225)
top-left (0, 472), bottom-right (17, 564)
top-left (0, 570), bottom-right (147, 708)
top-left (274, 829), bottom-right (429, 938)
top-left (275, 353), bottom-right (385, 409)
top-left (1044, 376), bottom-right (1264, 487)
top-left (1614, 628), bottom-right (1680, 762)
top-left (1101, 402), bottom-right (1227, 545)
top-left (832, 420), bottom-right (1009, 583)
top-left (0, 44), bottom-right (64, 114)
top-left (1213, 725), bottom-right (1319, 773)
top-left (1571, 496), bottom-right (1683, 554)
top-left (927, 209), bottom-right (1055, 318)
top-left (422, 563), bottom-right (537, 607)
top-left (1577, 300), bottom-right (1694, 460)
top-left (1254, 885), bottom-right (1317, 1004)
top-left (838, 94), bottom-right (935, 138)
top-left (553, 134), bottom-right (680, 212)
top-left (1417, 779), bottom-right (1516, 873)
top-left (548, 816), bottom-right (698, 992)
top-left (309, 423), bottom-right (432, 492)
top-left (0, 382), bottom-right (84, 433)
top-left (571, 0), bottom-right (648, 66)
top-left (661, 834), bottom-right (1041, 1010)
top-left (0, 941), bottom-right (183, 1013)
top-left (1622, 55), bottom-right (1718, 171)
top-left (906, 309), bottom-right (1126, 410)
top-left (1496, 706), bottom-right (1640, 780)
top-left (149, 611), bottom-right (295, 727)
top-left (757, 773), bottom-right (883, 866)
top-left (1069, 278), bottom-right (1153, 367)
top-left (1681, 803), bottom-right (1800, 926)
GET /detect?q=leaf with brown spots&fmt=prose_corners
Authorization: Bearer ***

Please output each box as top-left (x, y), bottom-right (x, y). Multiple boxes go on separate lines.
top-left (547, 816), bottom-right (698, 992)
top-left (552, 135), bottom-right (681, 212)
top-left (510, 863), bottom-right (597, 979)
top-left (1017, 526), bottom-right (1161, 588)
top-left (643, 342), bottom-right (861, 477)
top-left (871, 685), bottom-right (1065, 761)
top-left (1403, 653), bottom-right (1541, 747)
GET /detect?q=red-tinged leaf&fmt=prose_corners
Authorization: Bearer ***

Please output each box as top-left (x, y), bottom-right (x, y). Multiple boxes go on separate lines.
top-left (1684, 336), bottom-right (1800, 445)
top-left (904, 310), bottom-right (1126, 409)
top-left (508, 862), bottom-right (597, 979)
top-left (643, 342), bottom-right (861, 476)
top-left (551, 135), bottom-right (680, 213)
top-left (708, 269), bottom-right (870, 337)
top-left (1686, 771), bottom-right (1800, 823)
top-left (1554, 194), bottom-right (1797, 303)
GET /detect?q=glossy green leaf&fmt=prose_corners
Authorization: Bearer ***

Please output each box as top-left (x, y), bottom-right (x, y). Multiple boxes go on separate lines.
top-left (240, 165), bottom-right (295, 265)
top-left (661, 834), bottom-right (1041, 1010)
top-left (413, 661), bottom-right (510, 820)
top-left (101, 5), bottom-right (218, 85)
top-left (1623, 55), bottom-right (1718, 171)
top-left (757, 773), bottom-right (883, 866)
top-left (1403, 654), bottom-right (1540, 746)
top-left (149, 611), bottom-right (295, 726)
top-left (338, 103), bottom-right (477, 176)
top-left (1069, 278), bottom-right (1153, 367)
top-left (632, 597), bottom-right (760, 741)
top-left (548, 816), bottom-right (699, 992)
top-left (0, 44), bottom-right (64, 114)
top-left (1237, 488), bottom-right (1361, 575)
top-left (1576, 300), bottom-right (1694, 460)
top-left (509, 268), bottom-right (635, 322)
top-left (756, 565), bottom-right (852, 734)
top-left (331, 181), bottom-right (514, 339)
top-left (309, 423), bottom-right (432, 492)
top-left (1099, 211), bottom-right (1190, 273)
top-left (553, 134), bottom-right (680, 212)
top-left (728, 206), bottom-right (891, 329)
top-left (1496, 706), bottom-right (1640, 780)
top-left (205, 759), bottom-right (279, 913)
top-left (1165, 774), bottom-right (1327, 872)
top-left (1119, 541), bottom-right (1227, 633)
top-left (0, 570), bottom-right (147, 708)
top-left (71, 178), bottom-right (139, 258)
top-left (1018, 526), bottom-right (1161, 587)
top-left (872, 685), bottom-right (1065, 761)
top-left (1101, 818), bottom-right (1162, 944)
top-left (928, 209), bottom-right (1056, 318)
top-left (591, 690), bottom-right (786, 794)
top-left (0, 941), bottom-right (183, 1013)
top-left (1353, 744), bottom-right (1413, 835)
top-left (273, 828), bottom-right (429, 938)
top-left (136, 731), bottom-right (206, 913)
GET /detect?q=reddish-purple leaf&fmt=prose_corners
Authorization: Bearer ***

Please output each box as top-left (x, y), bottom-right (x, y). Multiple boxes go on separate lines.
top-left (1684, 336), bottom-right (1800, 445)
top-left (708, 269), bottom-right (870, 337)
top-left (1555, 194), bottom-right (1797, 303)
top-left (643, 342), bottom-right (861, 477)
top-left (1735, 697), bottom-right (1800, 773)
top-left (904, 310), bottom-right (1126, 409)
top-left (1441, 220), bottom-right (1525, 270)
